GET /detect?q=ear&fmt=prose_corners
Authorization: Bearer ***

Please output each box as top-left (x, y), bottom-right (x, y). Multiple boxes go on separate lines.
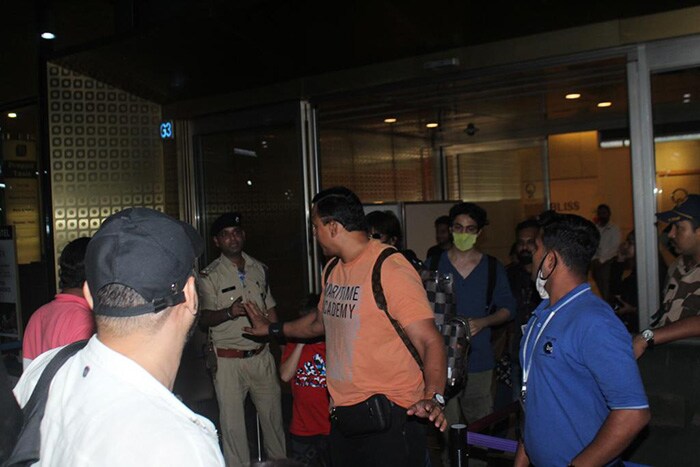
top-left (183, 276), bottom-right (198, 316)
top-left (543, 251), bottom-right (558, 276)
top-left (212, 236), bottom-right (220, 248)
top-left (83, 282), bottom-right (94, 310)
top-left (328, 220), bottom-right (340, 238)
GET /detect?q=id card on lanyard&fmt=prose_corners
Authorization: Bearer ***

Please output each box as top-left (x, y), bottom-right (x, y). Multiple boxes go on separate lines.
top-left (520, 286), bottom-right (590, 406)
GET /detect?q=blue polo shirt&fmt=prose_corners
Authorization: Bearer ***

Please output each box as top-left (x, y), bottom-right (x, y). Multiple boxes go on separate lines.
top-left (438, 252), bottom-right (516, 373)
top-left (520, 283), bottom-right (648, 466)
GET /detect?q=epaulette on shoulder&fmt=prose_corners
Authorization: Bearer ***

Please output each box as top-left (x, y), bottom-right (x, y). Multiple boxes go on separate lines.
top-left (199, 258), bottom-right (221, 277)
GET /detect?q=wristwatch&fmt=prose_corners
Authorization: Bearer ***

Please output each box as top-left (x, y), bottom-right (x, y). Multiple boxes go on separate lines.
top-left (641, 328), bottom-right (655, 347)
top-left (432, 393), bottom-right (446, 410)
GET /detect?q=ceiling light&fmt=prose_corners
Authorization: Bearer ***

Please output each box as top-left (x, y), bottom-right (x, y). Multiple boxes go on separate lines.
top-left (684, 98), bottom-right (691, 104)
top-left (7, 113), bottom-right (17, 118)
top-left (597, 102), bottom-right (612, 108)
top-left (384, 118), bottom-right (397, 124)
top-left (683, 93), bottom-right (691, 99)
top-left (565, 93), bottom-right (581, 99)
top-left (40, 32), bottom-right (56, 40)
top-left (426, 122), bottom-right (439, 128)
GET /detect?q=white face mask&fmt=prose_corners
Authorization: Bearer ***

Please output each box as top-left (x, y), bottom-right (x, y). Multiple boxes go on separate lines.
top-left (535, 269), bottom-right (549, 300)
top-left (535, 251), bottom-right (556, 300)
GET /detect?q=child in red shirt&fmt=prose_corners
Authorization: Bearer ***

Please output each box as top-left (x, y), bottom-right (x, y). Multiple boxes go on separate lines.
top-left (280, 295), bottom-right (330, 466)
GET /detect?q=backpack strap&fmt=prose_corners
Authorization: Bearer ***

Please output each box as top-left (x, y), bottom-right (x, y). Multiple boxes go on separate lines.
top-left (323, 257), bottom-right (340, 286)
top-left (5, 339), bottom-right (88, 467)
top-left (372, 248), bottom-right (425, 371)
top-left (485, 254), bottom-right (497, 313)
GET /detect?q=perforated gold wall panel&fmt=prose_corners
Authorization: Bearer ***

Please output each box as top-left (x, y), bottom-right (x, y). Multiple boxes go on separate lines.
top-left (47, 63), bottom-right (165, 264)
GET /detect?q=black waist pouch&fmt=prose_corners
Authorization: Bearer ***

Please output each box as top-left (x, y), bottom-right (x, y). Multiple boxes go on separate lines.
top-left (331, 394), bottom-right (393, 437)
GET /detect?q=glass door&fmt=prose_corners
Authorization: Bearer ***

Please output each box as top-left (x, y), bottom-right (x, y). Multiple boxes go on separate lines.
top-left (191, 102), bottom-right (314, 319)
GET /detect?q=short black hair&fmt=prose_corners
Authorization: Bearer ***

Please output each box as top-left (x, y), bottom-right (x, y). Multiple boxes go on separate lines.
top-left (597, 204), bottom-right (611, 213)
top-left (59, 237), bottom-right (91, 290)
top-left (435, 215), bottom-right (451, 227)
top-left (366, 210), bottom-right (403, 247)
top-left (449, 202), bottom-right (489, 230)
top-left (538, 212), bottom-right (600, 277)
top-left (516, 219), bottom-right (540, 235)
top-left (312, 186), bottom-right (368, 232)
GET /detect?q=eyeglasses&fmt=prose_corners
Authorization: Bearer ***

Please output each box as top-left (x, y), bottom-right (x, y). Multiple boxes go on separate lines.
top-left (370, 233), bottom-right (383, 239)
top-left (452, 223), bottom-right (479, 234)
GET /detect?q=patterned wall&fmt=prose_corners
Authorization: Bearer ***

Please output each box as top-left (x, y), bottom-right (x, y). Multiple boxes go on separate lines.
top-left (47, 62), bottom-right (167, 267)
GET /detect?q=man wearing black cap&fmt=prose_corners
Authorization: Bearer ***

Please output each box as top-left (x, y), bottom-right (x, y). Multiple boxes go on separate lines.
top-left (13, 208), bottom-right (224, 466)
top-left (634, 194), bottom-right (700, 358)
top-left (198, 212), bottom-right (285, 467)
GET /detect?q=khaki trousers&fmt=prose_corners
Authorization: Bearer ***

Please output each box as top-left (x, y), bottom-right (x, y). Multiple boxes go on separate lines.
top-left (214, 349), bottom-right (286, 467)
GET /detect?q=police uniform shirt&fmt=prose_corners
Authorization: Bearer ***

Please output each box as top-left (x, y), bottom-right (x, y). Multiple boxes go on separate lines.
top-left (198, 252), bottom-right (276, 350)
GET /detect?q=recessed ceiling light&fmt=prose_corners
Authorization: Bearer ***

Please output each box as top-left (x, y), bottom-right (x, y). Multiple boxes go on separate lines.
top-left (426, 122), bottom-right (439, 128)
top-left (384, 118), bottom-right (397, 124)
top-left (597, 102), bottom-right (612, 108)
top-left (683, 93), bottom-right (691, 99)
top-left (7, 112), bottom-right (17, 118)
top-left (565, 93), bottom-right (581, 99)
top-left (40, 32), bottom-right (56, 40)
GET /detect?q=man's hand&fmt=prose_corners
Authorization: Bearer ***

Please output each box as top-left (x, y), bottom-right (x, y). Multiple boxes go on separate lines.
top-left (468, 317), bottom-right (486, 337)
top-left (632, 334), bottom-right (648, 359)
top-left (406, 399), bottom-right (447, 432)
top-left (229, 301), bottom-right (247, 318)
top-left (242, 302), bottom-right (272, 336)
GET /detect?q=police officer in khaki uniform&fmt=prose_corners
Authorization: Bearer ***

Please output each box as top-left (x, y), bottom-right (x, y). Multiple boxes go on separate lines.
top-left (198, 212), bottom-right (286, 467)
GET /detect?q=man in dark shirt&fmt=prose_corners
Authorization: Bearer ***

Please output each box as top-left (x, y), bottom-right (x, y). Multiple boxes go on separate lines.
top-left (502, 219), bottom-right (542, 403)
top-left (425, 215), bottom-right (453, 269)
top-left (506, 219), bottom-right (542, 328)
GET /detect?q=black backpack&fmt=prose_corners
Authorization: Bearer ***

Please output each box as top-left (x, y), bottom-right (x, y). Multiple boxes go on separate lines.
top-left (1, 339), bottom-right (88, 467)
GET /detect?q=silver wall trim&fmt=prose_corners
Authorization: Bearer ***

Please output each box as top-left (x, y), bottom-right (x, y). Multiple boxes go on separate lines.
top-left (301, 101), bottom-right (322, 293)
top-left (627, 45), bottom-right (658, 331)
top-left (176, 119), bottom-right (200, 267)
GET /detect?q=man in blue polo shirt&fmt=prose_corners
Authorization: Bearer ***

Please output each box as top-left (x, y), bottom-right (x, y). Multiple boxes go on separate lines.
top-left (515, 212), bottom-right (649, 467)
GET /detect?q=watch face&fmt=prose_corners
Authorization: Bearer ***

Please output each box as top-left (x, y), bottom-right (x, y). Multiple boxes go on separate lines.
top-left (642, 329), bottom-right (654, 341)
top-left (434, 393), bottom-right (446, 406)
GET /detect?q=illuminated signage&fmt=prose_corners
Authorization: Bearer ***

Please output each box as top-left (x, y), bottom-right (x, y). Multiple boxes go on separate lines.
top-left (160, 121), bottom-right (174, 140)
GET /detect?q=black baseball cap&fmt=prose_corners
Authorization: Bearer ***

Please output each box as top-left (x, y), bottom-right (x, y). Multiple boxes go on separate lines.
top-left (85, 208), bottom-right (204, 317)
top-left (656, 194), bottom-right (700, 224)
top-left (211, 212), bottom-right (242, 237)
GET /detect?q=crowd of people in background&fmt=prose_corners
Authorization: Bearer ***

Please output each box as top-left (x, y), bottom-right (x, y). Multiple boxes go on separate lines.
top-left (4, 188), bottom-right (700, 467)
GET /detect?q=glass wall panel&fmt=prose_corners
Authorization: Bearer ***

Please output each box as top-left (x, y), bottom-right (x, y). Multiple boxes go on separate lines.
top-left (652, 67), bottom-right (700, 320)
top-left (194, 110), bottom-right (307, 318)
top-left (316, 57), bottom-right (633, 276)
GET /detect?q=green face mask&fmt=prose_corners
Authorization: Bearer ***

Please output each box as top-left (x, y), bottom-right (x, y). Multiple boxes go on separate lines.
top-left (453, 232), bottom-right (478, 251)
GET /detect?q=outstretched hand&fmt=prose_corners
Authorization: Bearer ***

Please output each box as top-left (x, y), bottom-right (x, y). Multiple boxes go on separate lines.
top-left (406, 399), bottom-right (447, 432)
top-left (242, 302), bottom-right (271, 336)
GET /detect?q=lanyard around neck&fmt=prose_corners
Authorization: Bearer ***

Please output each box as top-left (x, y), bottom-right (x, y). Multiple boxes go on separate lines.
top-left (521, 286), bottom-right (591, 393)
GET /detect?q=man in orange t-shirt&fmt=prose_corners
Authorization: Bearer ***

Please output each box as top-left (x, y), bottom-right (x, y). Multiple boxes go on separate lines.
top-left (244, 186), bottom-right (447, 467)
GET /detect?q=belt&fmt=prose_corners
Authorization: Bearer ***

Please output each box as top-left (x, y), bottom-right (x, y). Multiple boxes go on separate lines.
top-left (216, 345), bottom-right (265, 359)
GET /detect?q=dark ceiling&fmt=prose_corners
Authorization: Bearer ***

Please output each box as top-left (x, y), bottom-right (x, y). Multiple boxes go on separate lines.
top-left (0, 0), bottom-right (700, 104)
top-left (10, 0), bottom-right (700, 105)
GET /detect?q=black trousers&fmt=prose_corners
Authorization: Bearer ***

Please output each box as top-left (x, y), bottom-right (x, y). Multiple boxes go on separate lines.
top-left (329, 403), bottom-right (427, 467)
